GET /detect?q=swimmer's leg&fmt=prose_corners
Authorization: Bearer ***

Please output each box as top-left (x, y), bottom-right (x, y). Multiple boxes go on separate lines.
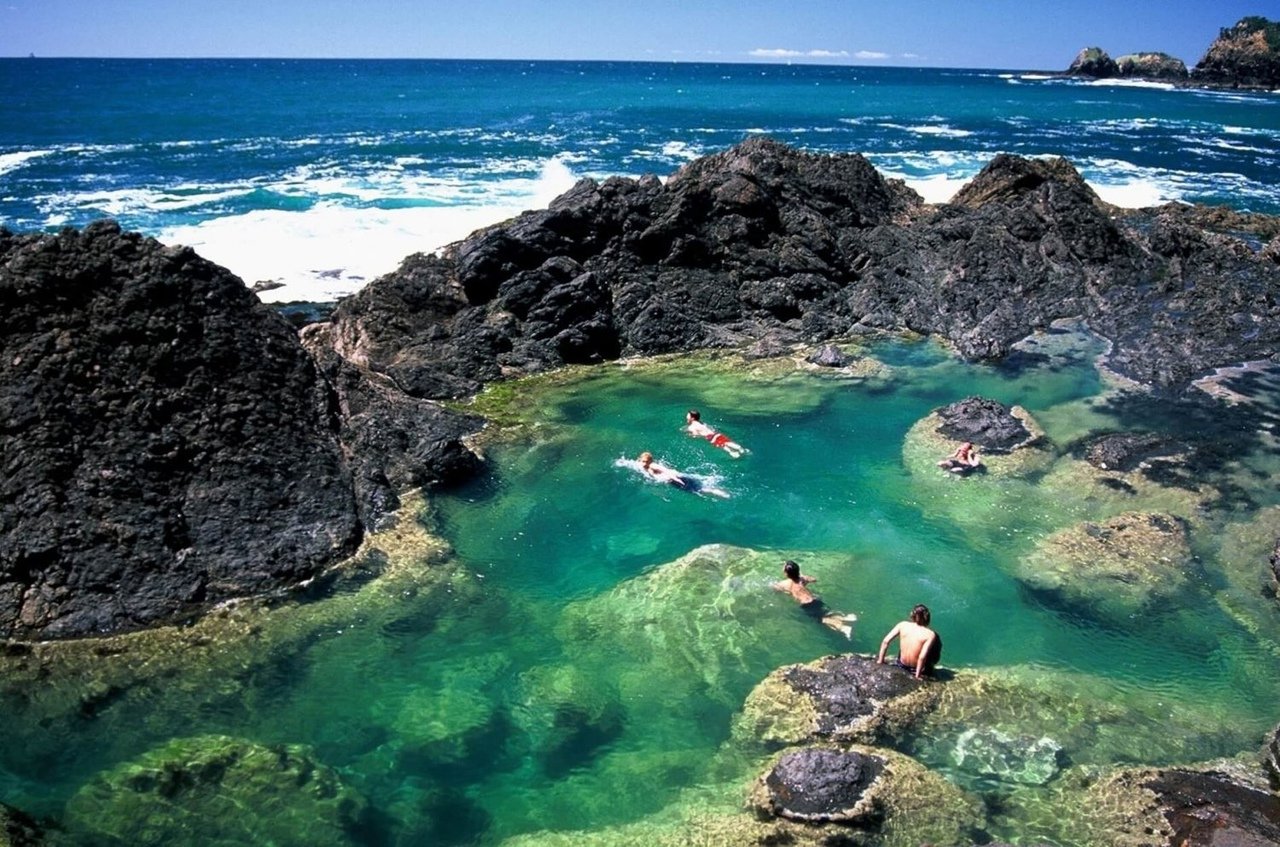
top-left (821, 615), bottom-right (854, 639)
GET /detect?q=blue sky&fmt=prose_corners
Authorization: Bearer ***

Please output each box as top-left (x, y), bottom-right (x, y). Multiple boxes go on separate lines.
top-left (1, 1), bottom-right (1273, 68)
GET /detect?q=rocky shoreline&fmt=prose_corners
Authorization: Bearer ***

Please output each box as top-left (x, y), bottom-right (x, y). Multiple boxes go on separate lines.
top-left (4, 134), bottom-right (1280, 844)
top-left (4, 138), bottom-right (1280, 641)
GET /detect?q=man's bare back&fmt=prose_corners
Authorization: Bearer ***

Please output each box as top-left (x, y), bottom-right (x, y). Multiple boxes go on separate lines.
top-left (876, 604), bottom-right (941, 678)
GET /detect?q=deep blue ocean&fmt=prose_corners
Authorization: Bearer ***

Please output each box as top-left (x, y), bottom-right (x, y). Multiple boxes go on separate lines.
top-left (2, 58), bottom-right (1278, 300)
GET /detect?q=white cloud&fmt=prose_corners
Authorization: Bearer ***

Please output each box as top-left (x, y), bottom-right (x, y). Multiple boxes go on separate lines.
top-left (749, 48), bottom-right (851, 59)
top-left (854, 50), bottom-right (890, 60)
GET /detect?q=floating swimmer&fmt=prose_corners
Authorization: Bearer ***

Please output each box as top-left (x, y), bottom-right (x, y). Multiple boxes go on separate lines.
top-left (629, 451), bottom-right (731, 499)
top-left (771, 559), bottom-right (857, 639)
top-left (685, 409), bottom-right (746, 458)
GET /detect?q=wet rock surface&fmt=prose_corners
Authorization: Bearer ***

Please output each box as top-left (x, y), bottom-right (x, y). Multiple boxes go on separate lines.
top-left (756, 747), bottom-right (884, 823)
top-left (935, 396), bottom-right (1034, 452)
top-left (737, 653), bottom-right (942, 746)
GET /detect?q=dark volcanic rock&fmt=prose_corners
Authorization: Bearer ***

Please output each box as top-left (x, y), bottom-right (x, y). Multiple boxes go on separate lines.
top-left (0, 222), bottom-right (363, 639)
top-left (326, 138), bottom-right (1280, 398)
top-left (805, 344), bottom-right (849, 367)
top-left (1269, 541), bottom-right (1280, 599)
top-left (758, 747), bottom-right (885, 823)
top-left (1067, 47), bottom-right (1119, 78)
top-left (1081, 432), bottom-right (1183, 472)
top-left (1145, 768), bottom-right (1280, 845)
top-left (935, 397), bottom-right (1032, 452)
top-left (302, 324), bottom-right (484, 527)
top-left (0, 802), bottom-right (44, 847)
top-left (1266, 722), bottom-right (1280, 789)
top-left (1192, 17), bottom-right (1280, 89)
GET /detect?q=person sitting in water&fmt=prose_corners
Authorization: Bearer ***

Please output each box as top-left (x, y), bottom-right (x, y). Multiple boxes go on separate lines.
top-left (771, 560), bottom-right (857, 639)
top-left (937, 441), bottom-right (982, 474)
top-left (637, 451), bottom-right (730, 498)
top-left (876, 603), bottom-right (942, 679)
top-left (685, 409), bottom-right (746, 458)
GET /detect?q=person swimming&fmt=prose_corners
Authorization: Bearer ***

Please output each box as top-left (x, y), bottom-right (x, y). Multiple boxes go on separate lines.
top-left (636, 451), bottom-right (730, 498)
top-left (771, 560), bottom-right (857, 639)
top-left (685, 410), bottom-right (746, 458)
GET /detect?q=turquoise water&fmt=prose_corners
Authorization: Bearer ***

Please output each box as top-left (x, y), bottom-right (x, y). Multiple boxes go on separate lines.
top-left (3, 336), bottom-right (1280, 845)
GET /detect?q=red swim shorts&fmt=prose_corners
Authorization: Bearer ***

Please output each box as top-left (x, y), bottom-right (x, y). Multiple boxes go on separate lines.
top-left (710, 433), bottom-right (730, 448)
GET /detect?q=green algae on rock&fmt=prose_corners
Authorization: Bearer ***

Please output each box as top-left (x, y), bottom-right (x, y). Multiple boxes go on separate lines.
top-left (63, 735), bottom-right (367, 847)
top-left (1011, 511), bottom-right (1194, 626)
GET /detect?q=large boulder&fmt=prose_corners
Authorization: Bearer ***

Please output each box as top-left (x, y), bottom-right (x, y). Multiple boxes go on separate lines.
top-left (0, 802), bottom-right (44, 847)
top-left (0, 222), bottom-right (363, 639)
top-left (1192, 16), bottom-right (1280, 89)
top-left (748, 744), bottom-right (985, 843)
top-left (1116, 52), bottom-right (1189, 80)
top-left (1067, 47), bottom-right (1119, 77)
top-left (735, 653), bottom-right (943, 747)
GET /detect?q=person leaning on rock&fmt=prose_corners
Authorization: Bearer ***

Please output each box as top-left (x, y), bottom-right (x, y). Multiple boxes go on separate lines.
top-left (876, 604), bottom-right (942, 678)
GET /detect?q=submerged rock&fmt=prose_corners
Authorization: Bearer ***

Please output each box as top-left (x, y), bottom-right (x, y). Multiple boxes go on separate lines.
top-left (0, 802), bottom-right (44, 847)
top-left (1012, 511), bottom-right (1194, 626)
top-left (63, 735), bottom-right (368, 847)
top-left (950, 726), bottom-right (1064, 785)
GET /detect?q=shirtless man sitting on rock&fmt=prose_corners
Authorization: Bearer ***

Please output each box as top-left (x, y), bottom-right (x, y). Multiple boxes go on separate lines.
top-left (876, 604), bottom-right (942, 679)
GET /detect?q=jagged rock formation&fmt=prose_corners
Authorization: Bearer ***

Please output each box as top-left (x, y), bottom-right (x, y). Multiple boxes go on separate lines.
top-left (1116, 52), bottom-right (1189, 80)
top-left (1067, 47), bottom-right (1119, 77)
top-left (1193, 16), bottom-right (1280, 89)
top-left (0, 221), bottom-right (481, 640)
top-left (329, 139), bottom-right (1280, 397)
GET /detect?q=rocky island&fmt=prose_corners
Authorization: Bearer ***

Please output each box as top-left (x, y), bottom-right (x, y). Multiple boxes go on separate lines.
top-left (1064, 15), bottom-right (1280, 88)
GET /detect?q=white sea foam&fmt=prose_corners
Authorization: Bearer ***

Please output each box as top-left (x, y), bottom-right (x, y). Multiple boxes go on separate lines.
top-left (1019, 74), bottom-right (1054, 81)
top-left (878, 122), bottom-right (974, 138)
top-left (157, 157), bottom-right (580, 303)
top-left (900, 173), bottom-right (971, 204)
top-left (1087, 78), bottom-right (1176, 91)
top-left (0, 149), bottom-right (53, 176)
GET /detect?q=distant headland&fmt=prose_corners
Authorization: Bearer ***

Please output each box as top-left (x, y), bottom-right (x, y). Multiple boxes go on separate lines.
top-left (1064, 15), bottom-right (1280, 89)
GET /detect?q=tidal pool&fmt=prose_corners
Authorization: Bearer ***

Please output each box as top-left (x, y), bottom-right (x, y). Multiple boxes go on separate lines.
top-left (3, 330), bottom-right (1279, 846)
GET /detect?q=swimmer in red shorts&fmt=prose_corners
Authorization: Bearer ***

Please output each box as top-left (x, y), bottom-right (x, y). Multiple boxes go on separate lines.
top-left (685, 409), bottom-right (746, 458)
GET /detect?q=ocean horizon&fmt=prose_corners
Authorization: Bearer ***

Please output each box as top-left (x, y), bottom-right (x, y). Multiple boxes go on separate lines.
top-left (2, 57), bottom-right (1278, 303)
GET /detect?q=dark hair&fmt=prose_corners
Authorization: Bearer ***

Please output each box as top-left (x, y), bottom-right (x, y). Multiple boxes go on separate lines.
top-left (910, 604), bottom-right (931, 626)
top-left (783, 560), bottom-right (800, 580)
top-left (687, 409), bottom-right (701, 421)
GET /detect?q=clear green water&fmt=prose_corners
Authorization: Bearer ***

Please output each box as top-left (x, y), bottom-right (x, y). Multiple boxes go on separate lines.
top-left (4, 332), bottom-right (1280, 846)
